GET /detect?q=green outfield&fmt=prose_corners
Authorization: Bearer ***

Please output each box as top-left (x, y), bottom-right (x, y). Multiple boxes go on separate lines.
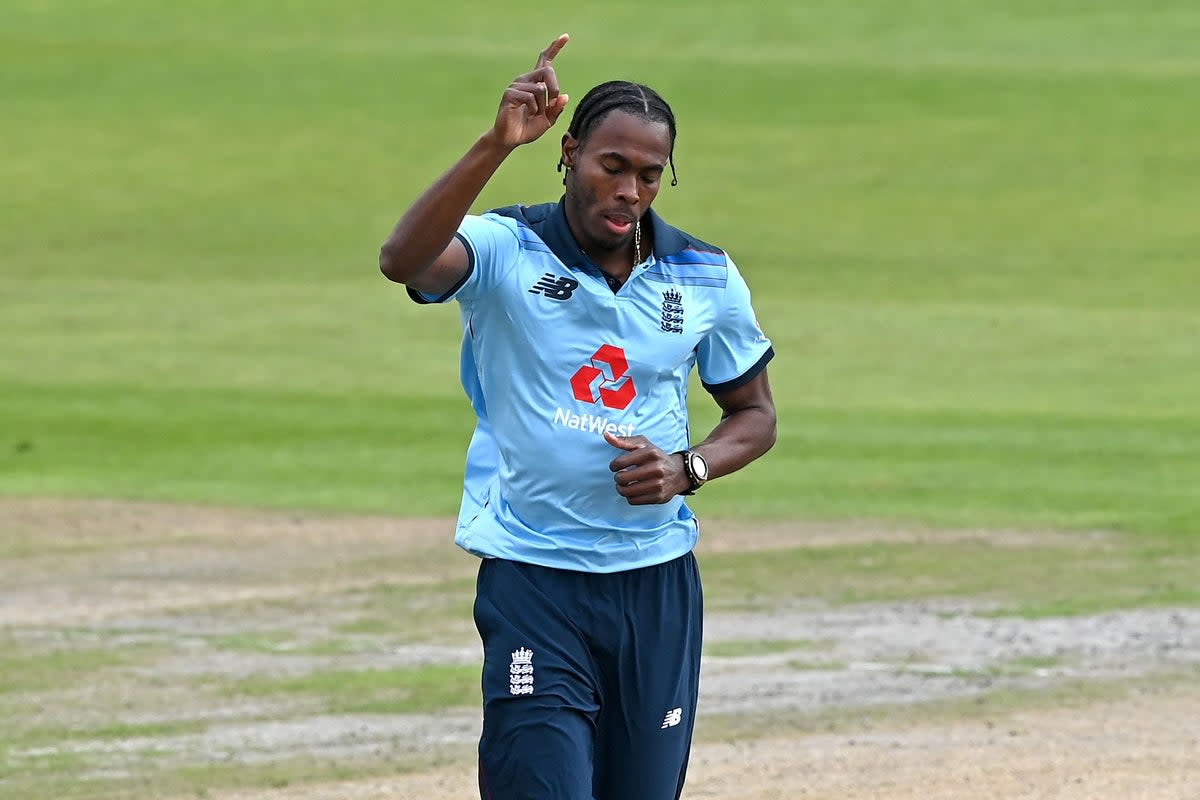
top-left (2, 0), bottom-right (1198, 534)
top-left (3, 4), bottom-right (1200, 796)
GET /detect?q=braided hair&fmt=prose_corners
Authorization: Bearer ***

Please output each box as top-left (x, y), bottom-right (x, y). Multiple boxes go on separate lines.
top-left (557, 80), bottom-right (679, 186)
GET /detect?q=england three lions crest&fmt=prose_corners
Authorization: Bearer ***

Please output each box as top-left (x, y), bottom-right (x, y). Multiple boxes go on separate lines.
top-left (509, 647), bottom-right (534, 695)
top-left (660, 289), bottom-right (684, 334)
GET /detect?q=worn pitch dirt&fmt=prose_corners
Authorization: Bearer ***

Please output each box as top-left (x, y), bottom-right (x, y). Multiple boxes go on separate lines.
top-left (3, 498), bottom-right (1198, 799)
top-left (211, 685), bottom-right (1200, 800)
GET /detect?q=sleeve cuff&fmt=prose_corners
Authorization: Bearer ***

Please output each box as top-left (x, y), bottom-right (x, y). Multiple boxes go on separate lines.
top-left (701, 346), bottom-right (774, 394)
top-left (405, 232), bottom-right (475, 304)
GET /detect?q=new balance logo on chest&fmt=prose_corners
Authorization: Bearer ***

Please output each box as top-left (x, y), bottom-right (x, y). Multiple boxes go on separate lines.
top-left (529, 273), bottom-right (579, 301)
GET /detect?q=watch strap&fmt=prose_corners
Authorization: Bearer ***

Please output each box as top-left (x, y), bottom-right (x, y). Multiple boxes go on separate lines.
top-left (675, 449), bottom-right (703, 495)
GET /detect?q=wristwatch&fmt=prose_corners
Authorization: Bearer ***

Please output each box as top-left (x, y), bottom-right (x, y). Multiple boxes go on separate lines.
top-left (676, 449), bottom-right (709, 495)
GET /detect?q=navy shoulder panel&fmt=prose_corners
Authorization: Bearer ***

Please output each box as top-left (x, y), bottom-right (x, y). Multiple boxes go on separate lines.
top-left (648, 209), bottom-right (726, 264)
top-left (676, 229), bottom-right (724, 256)
top-left (489, 202), bottom-right (556, 230)
top-left (487, 201), bottom-right (583, 267)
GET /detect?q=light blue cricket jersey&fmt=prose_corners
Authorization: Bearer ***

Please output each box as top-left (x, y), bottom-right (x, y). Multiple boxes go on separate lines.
top-left (409, 199), bottom-right (773, 573)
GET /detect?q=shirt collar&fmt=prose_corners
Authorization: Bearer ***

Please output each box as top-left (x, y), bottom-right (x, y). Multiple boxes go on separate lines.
top-left (539, 197), bottom-right (690, 273)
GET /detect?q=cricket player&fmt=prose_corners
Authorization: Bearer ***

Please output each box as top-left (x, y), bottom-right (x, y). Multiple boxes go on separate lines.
top-left (378, 33), bottom-right (777, 800)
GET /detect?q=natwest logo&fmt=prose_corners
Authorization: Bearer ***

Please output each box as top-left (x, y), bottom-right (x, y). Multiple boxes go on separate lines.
top-left (570, 344), bottom-right (637, 410)
top-left (552, 408), bottom-right (636, 437)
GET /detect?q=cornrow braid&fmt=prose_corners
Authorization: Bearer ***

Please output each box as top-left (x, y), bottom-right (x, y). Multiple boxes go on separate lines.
top-left (557, 80), bottom-right (679, 186)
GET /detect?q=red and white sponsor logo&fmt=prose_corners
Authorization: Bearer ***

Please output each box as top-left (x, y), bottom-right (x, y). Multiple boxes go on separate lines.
top-left (570, 344), bottom-right (636, 410)
top-left (554, 344), bottom-right (638, 436)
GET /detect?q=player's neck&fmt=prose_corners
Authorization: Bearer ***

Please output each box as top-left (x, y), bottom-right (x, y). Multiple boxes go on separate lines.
top-left (594, 255), bottom-right (633, 285)
top-left (563, 204), bottom-right (646, 285)
top-left (591, 224), bottom-right (647, 286)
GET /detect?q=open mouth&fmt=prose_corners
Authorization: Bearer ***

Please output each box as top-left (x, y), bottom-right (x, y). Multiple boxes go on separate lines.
top-left (603, 214), bottom-right (635, 236)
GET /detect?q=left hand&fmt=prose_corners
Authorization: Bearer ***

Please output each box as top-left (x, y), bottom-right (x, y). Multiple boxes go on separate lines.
top-left (604, 432), bottom-right (690, 505)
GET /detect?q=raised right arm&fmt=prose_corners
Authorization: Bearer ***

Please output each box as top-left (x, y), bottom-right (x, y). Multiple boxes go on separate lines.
top-left (377, 133), bottom-right (514, 295)
top-left (378, 34), bottom-right (571, 297)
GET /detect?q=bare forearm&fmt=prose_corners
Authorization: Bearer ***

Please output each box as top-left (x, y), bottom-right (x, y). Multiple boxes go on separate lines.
top-left (692, 404), bottom-right (777, 482)
top-left (378, 131), bottom-right (513, 283)
top-left (604, 374), bottom-right (775, 504)
top-left (379, 35), bottom-right (570, 287)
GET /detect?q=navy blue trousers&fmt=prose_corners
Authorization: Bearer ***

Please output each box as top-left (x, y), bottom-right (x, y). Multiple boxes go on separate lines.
top-left (474, 552), bottom-right (703, 800)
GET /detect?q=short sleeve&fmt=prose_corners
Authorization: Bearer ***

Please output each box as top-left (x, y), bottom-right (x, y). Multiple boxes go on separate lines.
top-left (407, 213), bottom-right (522, 305)
top-left (696, 256), bottom-right (774, 394)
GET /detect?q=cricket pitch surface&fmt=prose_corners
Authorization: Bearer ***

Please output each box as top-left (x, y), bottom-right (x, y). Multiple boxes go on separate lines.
top-left (2, 498), bottom-right (1197, 799)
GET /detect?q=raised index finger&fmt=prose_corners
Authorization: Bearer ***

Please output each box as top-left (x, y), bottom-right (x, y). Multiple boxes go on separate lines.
top-left (536, 33), bottom-right (570, 68)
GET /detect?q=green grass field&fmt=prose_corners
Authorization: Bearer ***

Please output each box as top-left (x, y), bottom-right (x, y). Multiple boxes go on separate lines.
top-left (3, 6), bottom-right (1200, 795)
top-left (3, 1), bottom-right (1199, 533)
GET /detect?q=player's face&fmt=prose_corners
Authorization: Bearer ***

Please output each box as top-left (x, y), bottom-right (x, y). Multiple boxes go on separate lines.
top-left (562, 110), bottom-right (672, 255)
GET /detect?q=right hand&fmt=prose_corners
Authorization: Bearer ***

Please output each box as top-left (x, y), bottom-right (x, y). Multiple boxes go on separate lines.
top-left (491, 34), bottom-right (571, 149)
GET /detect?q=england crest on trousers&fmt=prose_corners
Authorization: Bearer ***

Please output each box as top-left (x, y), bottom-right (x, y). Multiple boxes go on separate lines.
top-left (509, 647), bottom-right (534, 695)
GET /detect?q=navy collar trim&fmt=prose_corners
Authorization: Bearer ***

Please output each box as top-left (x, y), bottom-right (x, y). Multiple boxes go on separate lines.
top-left (490, 198), bottom-right (705, 274)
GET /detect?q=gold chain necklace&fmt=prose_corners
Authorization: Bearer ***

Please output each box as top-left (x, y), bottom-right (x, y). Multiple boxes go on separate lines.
top-left (633, 219), bottom-right (642, 268)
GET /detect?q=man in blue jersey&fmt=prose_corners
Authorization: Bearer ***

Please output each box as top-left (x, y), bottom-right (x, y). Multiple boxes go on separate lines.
top-left (379, 33), bottom-right (776, 800)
